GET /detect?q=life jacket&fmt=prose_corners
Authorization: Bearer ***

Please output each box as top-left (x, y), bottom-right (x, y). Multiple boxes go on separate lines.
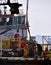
top-left (45, 47), bottom-right (48, 55)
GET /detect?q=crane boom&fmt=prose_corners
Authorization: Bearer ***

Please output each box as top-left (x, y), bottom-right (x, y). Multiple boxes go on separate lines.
top-left (26, 0), bottom-right (31, 39)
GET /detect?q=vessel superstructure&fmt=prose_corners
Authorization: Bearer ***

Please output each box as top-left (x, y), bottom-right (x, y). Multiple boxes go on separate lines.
top-left (0, 0), bottom-right (28, 57)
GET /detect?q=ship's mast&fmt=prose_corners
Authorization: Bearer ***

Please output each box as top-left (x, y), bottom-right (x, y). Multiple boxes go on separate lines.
top-left (26, 0), bottom-right (31, 39)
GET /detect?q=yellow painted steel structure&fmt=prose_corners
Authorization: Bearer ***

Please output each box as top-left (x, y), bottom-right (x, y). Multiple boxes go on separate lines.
top-left (40, 44), bottom-right (51, 59)
top-left (2, 37), bottom-right (21, 49)
top-left (2, 38), bottom-right (11, 49)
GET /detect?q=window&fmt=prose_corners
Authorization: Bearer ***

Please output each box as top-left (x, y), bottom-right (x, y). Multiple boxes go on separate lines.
top-left (13, 17), bottom-right (18, 25)
top-left (0, 17), bottom-right (13, 26)
top-left (18, 16), bottom-right (25, 25)
top-left (21, 16), bottom-right (25, 24)
top-left (7, 17), bottom-right (12, 25)
top-left (0, 17), bottom-right (6, 26)
top-left (18, 16), bottom-right (21, 24)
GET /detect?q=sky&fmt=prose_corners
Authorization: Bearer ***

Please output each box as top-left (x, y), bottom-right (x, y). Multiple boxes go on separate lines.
top-left (28, 0), bottom-right (51, 36)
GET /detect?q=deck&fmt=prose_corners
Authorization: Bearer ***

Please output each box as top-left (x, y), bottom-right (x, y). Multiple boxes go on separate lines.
top-left (0, 57), bottom-right (51, 65)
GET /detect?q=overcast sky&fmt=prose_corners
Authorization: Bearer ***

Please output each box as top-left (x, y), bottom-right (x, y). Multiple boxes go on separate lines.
top-left (0, 0), bottom-right (51, 36)
top-left (27, 0), bottom-right (51, 36)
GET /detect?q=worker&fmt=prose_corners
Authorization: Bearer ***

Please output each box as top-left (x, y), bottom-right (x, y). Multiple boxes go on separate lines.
top-left (28, 40), bottom-right (34, 57)
top-left (34, 44), bottom-right (38, 58)
top-left (24, 43), bottom-right (28, 57)
top-left (21, 38), bottom-right (26, 48)
top-left (14, 34), bottom-right (21, 48)
top-left (45, 47), bottom-right (48, 56)
top-left (21, 39), bottom-right (28, 57)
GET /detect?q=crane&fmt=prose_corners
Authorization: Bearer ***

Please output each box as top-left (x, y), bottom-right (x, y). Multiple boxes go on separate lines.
top-left (26, 0), bottom-right (31, 39)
